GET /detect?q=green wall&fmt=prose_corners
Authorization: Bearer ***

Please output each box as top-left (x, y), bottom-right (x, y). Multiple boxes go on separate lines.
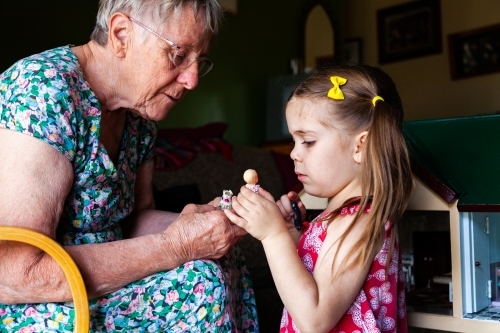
top-left (0, 0), bottom-right (342, 146)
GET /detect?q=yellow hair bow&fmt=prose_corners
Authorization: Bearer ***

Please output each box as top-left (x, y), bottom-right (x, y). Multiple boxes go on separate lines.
top-left (327, 76), bottom-right (347, 100)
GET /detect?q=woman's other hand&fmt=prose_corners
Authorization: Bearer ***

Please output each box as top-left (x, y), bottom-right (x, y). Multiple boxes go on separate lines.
top-left (164, 203), bottom-right (246, 262)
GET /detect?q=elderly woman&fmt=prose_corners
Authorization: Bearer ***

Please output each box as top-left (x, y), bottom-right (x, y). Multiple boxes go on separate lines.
top-left (0, 0), bottom-right (258, 332)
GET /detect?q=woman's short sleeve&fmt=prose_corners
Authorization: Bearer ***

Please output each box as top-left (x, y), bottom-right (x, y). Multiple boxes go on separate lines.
top-left (0, 56), bottom-right (77, 161)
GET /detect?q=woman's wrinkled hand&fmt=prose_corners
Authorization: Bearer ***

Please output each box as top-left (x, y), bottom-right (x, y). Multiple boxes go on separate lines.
top-left (163, 203), bottom-right (247, 263)
top-left (208, 197), bottom-right (221, 208)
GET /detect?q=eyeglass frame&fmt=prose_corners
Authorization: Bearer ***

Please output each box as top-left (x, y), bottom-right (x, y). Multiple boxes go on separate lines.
top-left (127, 16), bottom-right (214, 77)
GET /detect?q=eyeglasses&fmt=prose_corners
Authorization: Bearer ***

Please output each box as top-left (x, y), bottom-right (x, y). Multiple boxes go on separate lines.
top-left (128, 16), bottom-right (214, 77)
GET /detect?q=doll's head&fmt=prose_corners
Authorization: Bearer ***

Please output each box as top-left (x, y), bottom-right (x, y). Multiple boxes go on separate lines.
top-left (243, 169), bottom-right (258, 185)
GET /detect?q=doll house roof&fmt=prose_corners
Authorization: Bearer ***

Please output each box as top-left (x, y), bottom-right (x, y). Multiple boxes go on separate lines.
top-left (403, 114), bottom-right (500, 212)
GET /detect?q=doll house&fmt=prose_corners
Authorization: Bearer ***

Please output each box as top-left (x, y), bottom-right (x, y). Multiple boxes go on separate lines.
top-left (402, 114), bottom-right (500, 332)
top-left (300, 114), bottom-right (500, 332)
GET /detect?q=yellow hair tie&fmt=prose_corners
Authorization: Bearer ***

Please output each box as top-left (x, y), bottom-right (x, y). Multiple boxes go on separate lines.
top-left (327, 76), bottom-right (347, 100)
top-left (372, 96), bottom-right (384, 106)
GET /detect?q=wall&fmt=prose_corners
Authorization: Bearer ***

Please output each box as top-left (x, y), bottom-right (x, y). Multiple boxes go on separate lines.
top-left (342, 0), bottom-right (500, 122)
top-left (0, 1), bottom-right (99, 71)
top-left (160, 0), bottom-right (343, 146)
top-left (0, 0), bottom-right (342, 147)
top-left (304, 5), bottom-right (334, 71)
top-left (2, 1), bottom-right (499, 145)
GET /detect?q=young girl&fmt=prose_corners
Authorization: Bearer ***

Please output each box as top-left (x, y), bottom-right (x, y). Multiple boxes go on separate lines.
top-left (225, 64), bottom-right (412, 333)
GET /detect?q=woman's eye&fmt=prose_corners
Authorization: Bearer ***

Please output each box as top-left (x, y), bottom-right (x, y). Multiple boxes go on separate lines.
top-left (169, 50), bottom-right (187, 66)
top-left (302, 141), bottom-right (315, 147)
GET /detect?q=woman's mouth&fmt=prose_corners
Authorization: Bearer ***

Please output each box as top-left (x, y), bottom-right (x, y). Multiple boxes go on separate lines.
top-left (167, 94), bottom-right (179, 102)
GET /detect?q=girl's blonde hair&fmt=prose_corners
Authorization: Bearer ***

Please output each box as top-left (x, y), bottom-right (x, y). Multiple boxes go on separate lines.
top-left (90, 0), bottom-right (222, 45)
top-left (290, 64), bottom-right (413, 276)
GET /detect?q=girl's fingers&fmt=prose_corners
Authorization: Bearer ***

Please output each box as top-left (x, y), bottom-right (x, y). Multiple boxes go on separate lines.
top-left (230, 196), bottom-right (248, 217)
top-left (276, 200), bottom-right (289, 219)
top-left (223, 208), bottom-right (247, 229)
top-left (256, 187), bottom-right (275, 202)
top-left (280, 194), bottom-right (293, 213)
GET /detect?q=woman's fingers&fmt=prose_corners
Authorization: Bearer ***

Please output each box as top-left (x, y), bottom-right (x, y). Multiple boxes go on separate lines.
top-left (208, 196), bottom-right (222, 208)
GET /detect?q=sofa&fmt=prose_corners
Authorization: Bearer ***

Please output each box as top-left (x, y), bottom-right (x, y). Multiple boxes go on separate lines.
top-left (152, 122), bottom-right (299, 332)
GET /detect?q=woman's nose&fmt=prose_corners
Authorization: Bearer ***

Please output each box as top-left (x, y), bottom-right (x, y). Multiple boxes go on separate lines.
top-left (177, 63), bottom-right (199, 90)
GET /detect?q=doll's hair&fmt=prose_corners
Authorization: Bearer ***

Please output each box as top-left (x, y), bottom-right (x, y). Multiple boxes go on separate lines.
top-left (290, 64), bottom-right (413, 277)
top-left (91, 0), bottom-right (221, 45)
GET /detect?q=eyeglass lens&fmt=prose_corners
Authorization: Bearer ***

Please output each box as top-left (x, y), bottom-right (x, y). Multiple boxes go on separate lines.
top-left (197, 59), bottom-right (213, 78)
top-left (169, 49), bottom-right (213, 77)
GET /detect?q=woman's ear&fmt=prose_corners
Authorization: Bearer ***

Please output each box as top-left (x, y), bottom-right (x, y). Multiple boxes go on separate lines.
top-left (107, 13), bottom-right (131, 58)
top-left (353, 131), bottom-right (368, 164)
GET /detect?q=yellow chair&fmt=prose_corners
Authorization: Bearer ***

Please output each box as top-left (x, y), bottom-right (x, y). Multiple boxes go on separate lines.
top-left (0, 226), bottom-right (89, 333)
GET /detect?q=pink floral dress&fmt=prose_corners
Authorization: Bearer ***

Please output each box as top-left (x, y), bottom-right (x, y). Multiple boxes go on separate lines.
top-left (280, 204), bottom-right (407, 333)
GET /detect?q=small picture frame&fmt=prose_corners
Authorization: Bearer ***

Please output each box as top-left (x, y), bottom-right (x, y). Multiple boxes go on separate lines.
top-left (377, 0), bottom-right (442, 64)
top-left (448, 23), bottom-right (500, 80)
top-left (344, 37), bottom-right (363, 64)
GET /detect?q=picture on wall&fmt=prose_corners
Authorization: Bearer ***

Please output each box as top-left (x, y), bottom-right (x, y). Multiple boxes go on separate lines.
top-left (344, 37), bottom-right (363, 64)
top-left (448, 23), bottom-right (500, 80)
top-left (377, 0), bottom-right (442, 64)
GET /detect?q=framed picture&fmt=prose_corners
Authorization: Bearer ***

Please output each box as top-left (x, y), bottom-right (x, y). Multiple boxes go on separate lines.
top-left (377, 0), bottom-right (442, 64)
top-left (448, 23), bottom-right (500, 80)
top-left (219, 0), bottom-right (237, 15)
top-left (344, 37), bottom-right (363, 64)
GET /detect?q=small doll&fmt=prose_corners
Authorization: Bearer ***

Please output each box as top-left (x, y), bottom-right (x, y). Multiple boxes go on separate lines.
top-left (218, 189), bottom-right (233, 210)
top-left (243, 169), bottom-right (260, 193)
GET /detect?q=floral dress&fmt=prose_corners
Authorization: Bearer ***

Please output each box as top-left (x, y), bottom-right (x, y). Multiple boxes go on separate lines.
top-left (0, 46), bottom-right (258, 332)
top-left (280, 204), bottom-right (407, 333)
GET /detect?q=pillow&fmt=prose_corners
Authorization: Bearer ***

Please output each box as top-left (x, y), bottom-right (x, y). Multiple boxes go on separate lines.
top-left (154, 122), bottom-right (233, 172)
top-left (157, 122), bottom-right (228, 141)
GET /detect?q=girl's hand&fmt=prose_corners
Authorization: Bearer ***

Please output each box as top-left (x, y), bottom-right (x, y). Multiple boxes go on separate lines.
top-left (224, 186), bottom-right (287, 241)
top-left (277, 192), bottom-right (306, 231)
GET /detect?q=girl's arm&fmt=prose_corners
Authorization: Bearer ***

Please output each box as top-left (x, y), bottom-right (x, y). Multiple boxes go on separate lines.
top-left (226, 186), bottom-right (383, 333)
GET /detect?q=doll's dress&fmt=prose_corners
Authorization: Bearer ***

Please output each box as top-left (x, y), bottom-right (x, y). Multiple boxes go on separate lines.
top-left (279, 203), bottom-right (408, 333)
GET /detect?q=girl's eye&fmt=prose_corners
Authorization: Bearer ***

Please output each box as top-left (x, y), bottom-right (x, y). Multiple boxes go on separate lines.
top-left (302, 141), bottom-right (315, 147)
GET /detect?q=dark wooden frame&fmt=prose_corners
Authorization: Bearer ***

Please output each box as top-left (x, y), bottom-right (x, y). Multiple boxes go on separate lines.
top-left (377, 0), bottom-right (442, 64)
top-left (343, 37), bottom-right (363, 64)
top-left (448, 23), bottom-right (500, 80)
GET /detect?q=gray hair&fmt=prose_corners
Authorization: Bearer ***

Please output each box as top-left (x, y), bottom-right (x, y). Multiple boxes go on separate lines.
top-left (90, 0), bottom-right (222, 45)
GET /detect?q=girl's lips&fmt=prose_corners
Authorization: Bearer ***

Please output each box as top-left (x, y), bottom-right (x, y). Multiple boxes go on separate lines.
top-left (297, 173), bottom-right (307, 181)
